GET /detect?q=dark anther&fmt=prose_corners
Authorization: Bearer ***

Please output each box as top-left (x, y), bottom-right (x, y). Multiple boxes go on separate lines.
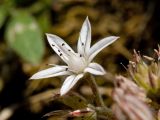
top-left (65, 68), bottom-right (68, 71)
top-left (62, 43), bottom-right (65, 46)
top-left (82, 43), bottom-right (84, 46)
top-left (80, 54), bottom-right (82, 57)
top-left (52, 44), bottom-right (55, 46)
top-left (68, 49), bottom-right (71, 51)
top-left (60, 53), bottom-right (62, 56)
top-left (58, 50), bottom-right (60, 52)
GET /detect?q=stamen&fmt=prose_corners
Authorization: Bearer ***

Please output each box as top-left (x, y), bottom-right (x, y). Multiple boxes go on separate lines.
top-left (68, 49), bottom-right (71, 51)
top-left (58, 50), bottom-right (60, 52)
top-left (65, 68), bottom-right (68, 71)
top-left (120, 62), bottom-right (128, 71)
top-left (52, 44), bottom-right (55, 46)
top-left (82, 43), bottom-right (84, 46)
top-left (80, 54), bottom-right (82, 57)
top-left (62, 43), bottom-right (65, 46)
top-left (60, 53), bottom-right (62, 56)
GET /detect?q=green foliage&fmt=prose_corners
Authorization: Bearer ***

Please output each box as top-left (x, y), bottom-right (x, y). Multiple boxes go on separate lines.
top-left (0, 5), bottom-right (8, 28)
top-left (58, 93), bottom-right (88, 109)
top-left (5, 12), bottom-right (45, 64)
top-left (37, 10), bottom-right (51, 32)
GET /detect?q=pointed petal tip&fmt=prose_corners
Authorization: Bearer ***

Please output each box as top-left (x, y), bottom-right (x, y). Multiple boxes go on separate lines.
top-left (45, 33), bottom-right (52, 37)
top-left (101, 70), bottom-right (106, 75)
top-left (46, 33), bottom-right (53, 38)
top-left (111, 36), bottom-right (120, 40)
top-left (115, 36), bottom-right (120, 39)
top-left (29, 75), bottom-right (39, 80)
top-left (29, 75), bottom-right (35, 80)
top-left (45, 33), bottom-right (49, 35)
top-left (96, 69), bottom-right (106, 75)
top-left (84, 16), bottom-right (90, 23)
top-left (86, 16), bottom-right (89, 20)
top-left (46, 33), bottom-right (57, 44)
top-left (46, 33), bottom-right (52, 41)
top-left (113, 36), bottom-right (120, 41)
top-left (46, 33), bottom-right (58, 39)
top-left (104, 36), bottom-right (120, 44)
top-left (60, 91), bottom-right (65, 96)
top-left (60, 88), bottom-right (68, 96)
top-left (29, 76), bottom-right (33, 80)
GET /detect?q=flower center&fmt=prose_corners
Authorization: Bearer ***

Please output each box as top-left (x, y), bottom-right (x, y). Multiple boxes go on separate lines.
top-left (67, 53), bottom-right (88, 74)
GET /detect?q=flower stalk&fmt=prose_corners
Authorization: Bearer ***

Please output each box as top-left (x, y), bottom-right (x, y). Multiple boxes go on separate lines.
top-left (87, 74), bottom-right (105, 107)
top-left (87, 76), bottom-right (116, 119)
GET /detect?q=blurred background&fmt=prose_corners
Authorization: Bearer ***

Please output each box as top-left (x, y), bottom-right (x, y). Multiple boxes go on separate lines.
top-left (0, 0), bottom-right (160, 120)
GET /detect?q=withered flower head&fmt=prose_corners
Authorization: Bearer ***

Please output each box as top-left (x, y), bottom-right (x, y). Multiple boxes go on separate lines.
top-left (128, 49), bottom-right (160, 96)
top-left (114, 75), bottom-right (146, 101)
top-left (154, 44), bottom-right (160, 60)
top-left (158, 109), bottom-right (160, 120)
top-left (112, 87), bottom-right (154, 120)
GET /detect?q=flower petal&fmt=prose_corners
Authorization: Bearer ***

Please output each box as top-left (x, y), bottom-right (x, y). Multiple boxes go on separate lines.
top-left (60, 74), bottom-right (83, 96)
top-left (30, 66), bottom-right (72, 79)
top-left (84, 63), bottom-right (106, 75)
top-left (77, 17), bottom-right (91, 56)
top-left (88, 36), bottom-right (119, 62)
top-left (46, 33), bottom-right (75, 63)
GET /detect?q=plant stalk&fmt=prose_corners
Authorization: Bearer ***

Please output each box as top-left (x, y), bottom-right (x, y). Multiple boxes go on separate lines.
top-left (87, 75), bottom-right (116, 120)
top-left (87, 74), bottom-right (105, 107)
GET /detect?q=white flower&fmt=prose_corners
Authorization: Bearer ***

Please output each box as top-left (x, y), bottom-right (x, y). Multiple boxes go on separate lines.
top-left (30, 17), bottom-right (119, 96)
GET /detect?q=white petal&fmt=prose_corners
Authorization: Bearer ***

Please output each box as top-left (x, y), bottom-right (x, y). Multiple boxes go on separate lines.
top-left (88, 36), bottom-right (119, 62)
top-left (77, 17), bottom-right (91, 56)
top-left (30, 66), bottom-right (72, 79)
top-left (84, 63), bottom-right (106, 75)
top-left (46, 33), bottom-right (75, 63)
top-left (60, 74), bottom-right (83, 96)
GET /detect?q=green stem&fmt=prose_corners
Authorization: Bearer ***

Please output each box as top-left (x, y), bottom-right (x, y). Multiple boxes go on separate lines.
top-left (87, 74), bottom-right (105, 107)
top-left (87, 75), bottom-right (116, 120)
top-left (96, 107), bottom-right (116, 120)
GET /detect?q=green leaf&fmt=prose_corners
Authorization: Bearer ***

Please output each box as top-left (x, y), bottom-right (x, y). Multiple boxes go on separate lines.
top-left (58, 92), bottom-right (88, 109)
top-left (0, 5), bottom-right (8, 28)
top-left (37, 10), bottom-right (51, 32)
top-left (5, 12), bottom-right (45, 64)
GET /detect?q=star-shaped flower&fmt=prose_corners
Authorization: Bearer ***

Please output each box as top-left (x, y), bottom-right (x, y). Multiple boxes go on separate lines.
top-left (30, 17), bottom-right (119, 95)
